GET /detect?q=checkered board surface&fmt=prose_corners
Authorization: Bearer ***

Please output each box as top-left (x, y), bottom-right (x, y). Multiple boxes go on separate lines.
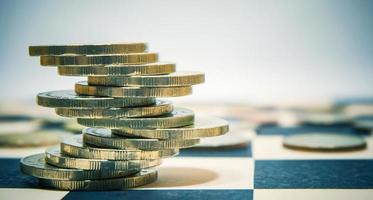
top-left (1, 123), bottom-right (373, 200)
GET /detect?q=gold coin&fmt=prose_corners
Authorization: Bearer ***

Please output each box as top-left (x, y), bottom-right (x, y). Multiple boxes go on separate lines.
top-left (77, 107), bottom-right (194, 129)
top-left (37, 90), bottom-right (155, 108)
top-left (40, 52), bottom-right (158, 66)
top-left (20, 153), bottom-right (133, 180)
top-left (55, 100), bottom-right (173, 118)
top-left (45, 147), bottom-right (161, 170)
top-left (57, 62), bottom-right (175, 76)
top-left (87, 71), bottom-right (205, 87)
top-left (113, 116), bottom-right (229, 139)
top-left (75, 81), bottom-right (192, 97)
top-left (61, 136), bottom-right (179, 160)
top-left (38, 169), bottom-right (157, 191)
top-left (29, 43), bottom-right (146, 56)
top-left (83, 128), bottom-right (200, 150)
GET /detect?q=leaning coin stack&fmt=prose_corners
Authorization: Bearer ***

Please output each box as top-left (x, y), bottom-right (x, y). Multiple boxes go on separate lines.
top-left (21, 43), bottom-right (229, 191)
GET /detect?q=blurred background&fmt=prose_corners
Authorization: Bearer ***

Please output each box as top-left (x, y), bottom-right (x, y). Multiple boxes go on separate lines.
top-left (0, 1), bottom-right (373, 195)
top-left (0, 0), bottom-right (373, 151)
top-left (0, 0), bottom-right (372, 105)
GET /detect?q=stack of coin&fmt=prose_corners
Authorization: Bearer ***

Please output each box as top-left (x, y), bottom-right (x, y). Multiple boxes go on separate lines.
top-left (21, 43), bottom-right (229, 190)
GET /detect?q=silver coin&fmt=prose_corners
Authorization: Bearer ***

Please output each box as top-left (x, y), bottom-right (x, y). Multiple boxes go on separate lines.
top-left (353, 116), bottom-right (373, 131)
top-left (296, 112), bottom-right (350, 125)
top-left (283, 133), bottom-right (366, 151)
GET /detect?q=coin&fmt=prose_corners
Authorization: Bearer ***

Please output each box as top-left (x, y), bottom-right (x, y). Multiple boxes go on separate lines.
top-left (87, 71), bottom-right (205, 87)
top-left (37, 90), bottom-right (155, 108)
top-left (283, 133), bottom-right (366, 151)
top-left (0, 114), bottom-right (34, 121)
top-left (38, 169), bottom-right (157, 191)
top-left (45, 147), bottom-right (161, 170)
top-left (57, 62), bottom-right (176, 76)
top-left (195, 130), bottom-right (252, 149)
top-left (0, 119), bottom-right (41, 135)
top-left (75, 81), bottom-right (192, 97)
top-left (55, 100), bottom-right (173, 118)
top-left (83, 128), bottom-right (200, 150)
top-left (0, 130), bottom-right (71, 147)
top-left (29, 43), bottom-right (146, 56)
top-left (20, 153), bottom-right (133, 180)
top-left (77, 107), bottom-right (194, 129)
top-left (296, 112), bottom-right (350, 125)
top-left (61, 136), bottom-right (179, 160)
top-left (113, 116), bottom-right (229, 139)
top-left (353, 115), bottom-right (373, 131)
top-left (40, 52), bottom-right (158, 66)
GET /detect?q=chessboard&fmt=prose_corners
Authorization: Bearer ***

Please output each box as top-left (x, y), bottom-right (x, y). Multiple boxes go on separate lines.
top-left (1, 113), bottom-right (372, 200)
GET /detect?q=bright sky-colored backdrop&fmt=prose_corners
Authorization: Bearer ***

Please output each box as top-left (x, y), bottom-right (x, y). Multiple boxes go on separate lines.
top-left (1, 0), bottom-right (372, 104)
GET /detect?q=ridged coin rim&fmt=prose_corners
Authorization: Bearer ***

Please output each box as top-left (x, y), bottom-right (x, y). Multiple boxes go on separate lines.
top-left (87, 71), bottom-right (205, 87)
top-left (40, 52), bottom-right (158, 66)
top-left (55, 100), bottom-right (173, 118)
top-left (83, 128), bottom-right (200, 150)
top-left (29, 43), bottom-right (147, 56)
top-left (60, 136), bottom-right (179, 160)
top-left (45, 147), bottom-right (161, 170)
top-left (57, 62), bottom-right (176, 76)
top-left (38, 169), bottom-right (157, 191)
top-left (37, 90), bottom-right (155, 108)
top-left (20, 153), bottom-right (133, 180)
top-left (113, 116), bottom-right (229, 139)
top-left (75, 81), bottom-right (192, 97)
top-left (77, 107), bottom-right (194, 129)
